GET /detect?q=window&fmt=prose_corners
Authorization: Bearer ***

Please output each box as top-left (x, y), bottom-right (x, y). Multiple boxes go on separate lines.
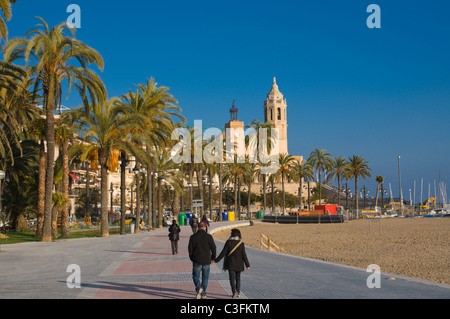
top-left (277, 108), bottom-right (281, 120)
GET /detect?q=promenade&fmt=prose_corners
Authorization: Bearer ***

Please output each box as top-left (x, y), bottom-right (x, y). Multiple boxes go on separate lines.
top-left (0, 221), bottom-right (449, 299)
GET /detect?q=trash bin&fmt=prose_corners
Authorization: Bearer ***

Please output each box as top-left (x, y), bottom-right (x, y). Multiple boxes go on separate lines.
top-left (228, 211), bottom-right (235, 221)
top-left (130, 223), bottom-right (135, 234)
top-left (178, 213), bottom-right (186, 226)
top-left (221, 212), bottom-right (228, 222)
top-left (257, 211), bottom-right (264, 219)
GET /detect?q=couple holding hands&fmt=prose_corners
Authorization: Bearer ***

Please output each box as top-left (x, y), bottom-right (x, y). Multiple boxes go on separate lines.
top-left (186, 222), bottom-right (250, 299)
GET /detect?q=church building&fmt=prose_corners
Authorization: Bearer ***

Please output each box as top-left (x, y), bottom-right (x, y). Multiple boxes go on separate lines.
top-left (223, 77), bottom-right (311, 206)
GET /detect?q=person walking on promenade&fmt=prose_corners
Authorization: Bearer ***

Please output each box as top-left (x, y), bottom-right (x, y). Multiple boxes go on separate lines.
top-left (168, 219), bottom-right (181, 255)
top-left (188, 222), bottom-right (216, 299)
top-left (201, 214), bottom-right (210, 233)
top-left (214, 228), bottom-right (250, 299)
top-left (190, 213), bottom-right (199, 233)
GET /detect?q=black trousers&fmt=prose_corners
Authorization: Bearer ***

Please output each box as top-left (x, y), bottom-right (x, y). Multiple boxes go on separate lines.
top-left (171, 240), bottom-right (178, 254)
top-left (228, 270), bottom-right (241, 294)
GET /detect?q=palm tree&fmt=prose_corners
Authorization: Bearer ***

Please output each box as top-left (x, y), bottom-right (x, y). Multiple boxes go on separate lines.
top-left (121, 80), bottom-right (184, 231)
top-left (55, 113), bottom-right (78, 237)
top-left (291, 159), bottom-right (314, 209)
top-left (327, 155), bottom-right (349, 207)
top-left (0, 61), bottom-right (38, 165)
top-left (29, 118), bottom-right (46, 237)
top-left (1, 137), bottom-right (39, 232)
top-left (307, 148), bottom-right (333, 205)
top-left (151, 150), bottom-right (184, 228)
top-left (4, 17), bottom-right (106, 242)
top-left (203, 161), bottom-right (219, 219)
top-left (71, 98), bottom-right (146, 237)
top-left (256, 154), bottom-right (278, 214)
top-left (345, 155), bottom-right (372, 218)
top-left (275, 153), bottom-right (295, 214)
top-left (131, 78), bottom-right (184, 227)
top-left (0, 61), bottom-right (40, 232)
top-left (245, 120), bottom-right (277, 160)
top-left (223, 157), bottom-right (248, 219)
top-left (375, 176), bottom-right (384, 207)
top-left (0, 0), bottom-right (16, 42)
top-left (245, 120), bottom-right (277, 218)
top-left (51, 192), bottom-right (69, 238)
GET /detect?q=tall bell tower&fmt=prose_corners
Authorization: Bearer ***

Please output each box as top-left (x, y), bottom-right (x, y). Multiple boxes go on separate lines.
top-left (264, 77), bottom-right (288, 155)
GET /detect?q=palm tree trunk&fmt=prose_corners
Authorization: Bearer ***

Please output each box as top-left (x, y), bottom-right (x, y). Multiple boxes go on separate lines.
top-left (218, 163), bottom-right (223, 221)
top-left (157, 178), bottom-right (163, 228)
top-left (196, 168), bottom-right (203, 216)
top-left (85, 164), bottom-right (90, 218)
top-left (318, 166), bottom-right (322, 205)
top-left (263, 175), bottom-right (266, 214)
top-left (36, 140), bottom-right (46, 238)
top-left (247, 181), bottom-right (251, 219)
top-left (135, 163), bottom-right (141, 233)
top-left (208, 170), bottom-right (213, 219)
top-left (337, 176), bottom-right (341, 207)
top-left (375, 183), bottom-right (380, 207)
top-left (234, 175), bottom-right (238, 214)
top-left (100, 161), bottom-right (109, 237)
top-left (51, 206), bottom-right (58, 239)
top-left (173, 189), bottom-right (180, 218)
top-left (189, 165), bottom-right (193, 211)
top-left (61, 141), bottom-right (69, 237)
top-left (147, 164), bottom-right (152, 226)
top-left (299, 178), bottom-right (303, 207)
top-left (42, 84), bottom-right (56, 243)
top-left (282, 173), bottom-right (286, 214)
top-left (151, 171), bottom-right (156, 228)
top-left (120, 156), bottom-right (126, 235)
top-left (355, 177), bottom-right (359, 218)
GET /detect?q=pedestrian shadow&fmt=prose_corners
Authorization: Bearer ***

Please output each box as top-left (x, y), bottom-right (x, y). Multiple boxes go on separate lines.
top-left (66, 281), bottom-right (227, 299)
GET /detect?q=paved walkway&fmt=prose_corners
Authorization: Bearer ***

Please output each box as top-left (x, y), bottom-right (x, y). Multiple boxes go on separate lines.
top-left (0, 221), bottom-right (449, 299)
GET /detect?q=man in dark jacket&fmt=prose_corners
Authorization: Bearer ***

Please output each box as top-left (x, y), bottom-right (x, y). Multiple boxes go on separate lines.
top-left (188, 222), bottom-right (216, 299)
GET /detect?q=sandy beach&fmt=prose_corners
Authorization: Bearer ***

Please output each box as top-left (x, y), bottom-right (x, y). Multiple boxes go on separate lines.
top-left (213, 217), bottom-right (450, 285)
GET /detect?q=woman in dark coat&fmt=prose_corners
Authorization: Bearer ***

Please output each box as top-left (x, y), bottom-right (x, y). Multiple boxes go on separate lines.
top-left (214, 228), bottom-right (250, 299)
top-left (168, 219), bottom-right (181, 255)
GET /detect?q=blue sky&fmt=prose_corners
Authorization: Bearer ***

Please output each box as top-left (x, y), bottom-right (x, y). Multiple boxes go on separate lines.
top-left (5, 0), bottom-right (450, 201)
